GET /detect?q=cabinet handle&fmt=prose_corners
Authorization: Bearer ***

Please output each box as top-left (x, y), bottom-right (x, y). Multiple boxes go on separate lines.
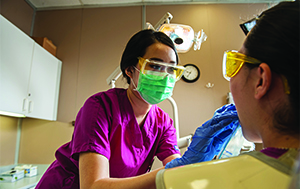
top-left (23, 98), bottom-right (28, 111)
top-left (28, 101), bottom-right (34, 113)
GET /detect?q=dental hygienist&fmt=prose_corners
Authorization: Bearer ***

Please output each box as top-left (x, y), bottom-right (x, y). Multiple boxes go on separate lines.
top-left (36, 29), bottom-right (185, 189)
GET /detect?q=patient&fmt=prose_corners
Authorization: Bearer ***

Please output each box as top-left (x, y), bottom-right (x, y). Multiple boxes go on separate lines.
top-left (163, 1), bottom-right (299, 187)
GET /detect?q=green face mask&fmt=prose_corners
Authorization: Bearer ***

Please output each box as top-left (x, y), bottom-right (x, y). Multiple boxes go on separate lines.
top-left (135, 70), bottom-right (176, 105)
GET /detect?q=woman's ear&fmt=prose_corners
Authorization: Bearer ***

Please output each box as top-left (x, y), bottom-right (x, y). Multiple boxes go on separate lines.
top-left (125, 67), bottom-right (133, 78)
top-left (254, 63), bottom-right (272, 99)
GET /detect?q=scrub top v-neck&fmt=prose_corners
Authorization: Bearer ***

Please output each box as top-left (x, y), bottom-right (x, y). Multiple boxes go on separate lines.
top-left (36, 88), bottom-right (180, 189)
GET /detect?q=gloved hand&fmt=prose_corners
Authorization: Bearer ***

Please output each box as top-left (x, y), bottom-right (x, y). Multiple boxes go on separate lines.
top-left (165, 104), bottom-right (240, 169)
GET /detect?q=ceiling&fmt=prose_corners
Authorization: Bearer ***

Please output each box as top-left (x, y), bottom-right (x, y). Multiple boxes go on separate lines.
top-left (26, 0), bottom-right (288, 11)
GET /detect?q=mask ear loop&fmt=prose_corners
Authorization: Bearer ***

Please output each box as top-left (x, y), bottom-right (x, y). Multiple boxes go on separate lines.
top-left (129, 66), bottom-right (150, 105)
top-left (130, 66), bottom-right (140, 91)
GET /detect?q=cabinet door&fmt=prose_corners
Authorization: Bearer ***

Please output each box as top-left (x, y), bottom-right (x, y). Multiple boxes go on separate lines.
top-left (26, 43), bottom-right (61, 121)
top-left (0, 15), bottom-right (34, 115)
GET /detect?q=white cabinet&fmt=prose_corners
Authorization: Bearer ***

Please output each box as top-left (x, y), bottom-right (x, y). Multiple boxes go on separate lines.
top-left (0, 15), bottom-right (34, 115)
top-left (0, 15), bottom-right (61, 121)
top-left (23, 43), bottom-right (61, 120)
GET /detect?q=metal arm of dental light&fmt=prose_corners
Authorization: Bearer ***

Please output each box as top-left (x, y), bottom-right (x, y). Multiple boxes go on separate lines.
top-left (106, 66), bottom-right (122, 88)
top-left (106, 67), bottom-right (192, 149)
top-left (153, 12), bottom-right (173, 30)
top-left (145, 12), bottom-right (173, 31)
top-left (167, 96), bottom-right (192, 149)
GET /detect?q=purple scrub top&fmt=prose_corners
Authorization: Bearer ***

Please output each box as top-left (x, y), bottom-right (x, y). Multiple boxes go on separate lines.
top-left (36, 88), bottom-right (180, 188)
top-left (260, 147), bottom-right (289, 159)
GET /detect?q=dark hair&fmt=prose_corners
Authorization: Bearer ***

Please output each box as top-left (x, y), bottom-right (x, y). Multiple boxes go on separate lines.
top-left (120, 29), bottom-right (179, 84)
top-left (243, 1), bottom-right (299, 134)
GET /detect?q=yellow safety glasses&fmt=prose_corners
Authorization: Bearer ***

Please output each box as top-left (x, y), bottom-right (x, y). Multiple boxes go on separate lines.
top-left (222, 50), bottom-right (262, 81)
top-left (138, 57), bottom-right (185, 81)
top-left (222, 50), bottom-right (290, 94)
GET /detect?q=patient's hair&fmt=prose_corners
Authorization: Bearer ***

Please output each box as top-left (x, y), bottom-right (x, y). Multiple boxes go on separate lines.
top-left (120, 29), bottom-right (178, 84)
top-left (243, 1), bottom-right (299, 134)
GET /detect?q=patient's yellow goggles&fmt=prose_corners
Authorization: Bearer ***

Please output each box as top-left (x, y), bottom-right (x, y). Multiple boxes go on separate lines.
top-left (138, 57), bottom-right (185, 81)
top-left (222, 50), bottom-right (262, 81)
top-left (223, 50), bottom-right (290, 94)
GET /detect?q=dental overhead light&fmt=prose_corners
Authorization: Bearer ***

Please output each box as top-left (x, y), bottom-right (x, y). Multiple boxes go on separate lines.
top-left (146, 12), bottom-right (207, 53)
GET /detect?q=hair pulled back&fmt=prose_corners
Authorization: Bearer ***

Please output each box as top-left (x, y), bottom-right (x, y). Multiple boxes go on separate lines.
top-left (244, 1), bottom-right (299, 134)
top-left (120, 29), bottom-right (178, 84)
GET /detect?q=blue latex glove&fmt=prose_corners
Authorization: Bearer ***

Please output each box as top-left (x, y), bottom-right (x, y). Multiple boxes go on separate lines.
top-left (165, 104), bottom-right (240, 169)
